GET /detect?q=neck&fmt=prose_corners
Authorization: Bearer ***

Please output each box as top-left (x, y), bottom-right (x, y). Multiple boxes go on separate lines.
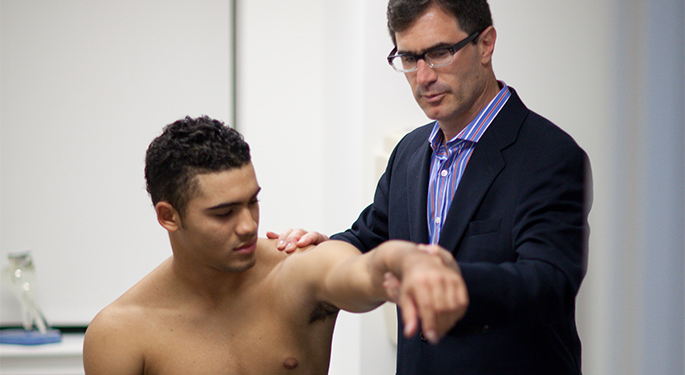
top-left (168, 254), bottom-right (254, 305)
top-left (439, 78), bottom-right (501, 141)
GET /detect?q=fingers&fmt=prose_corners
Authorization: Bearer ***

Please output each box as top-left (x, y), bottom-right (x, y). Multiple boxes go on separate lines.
top-left (270, 228), bottom-right (329, 253)
top-left (268, 228), bottom-right (305, 253)
top-left (299, 232), bottom-right (329, 247)
top-left (424, 274), bottom-right (468, 342)
top-left (397, 291), bottom-right (419, 339)
top-left (426, 276), bottom-right (468, 343)
top-left (398, 255), bottom-right (469, 344)
top-left (405, 279), bottom-right (440, 344)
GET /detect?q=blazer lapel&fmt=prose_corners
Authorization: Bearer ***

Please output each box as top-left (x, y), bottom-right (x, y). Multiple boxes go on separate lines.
top-left (406, 143), bottom-right (432, 243)
top-left (438, 89), bottom-right (527, 254)
top-left (438, 135), bottom-right (505, 253)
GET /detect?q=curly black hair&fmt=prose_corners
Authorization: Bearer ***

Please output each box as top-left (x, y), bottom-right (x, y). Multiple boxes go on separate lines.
top-left (145, 116), bottom-right (251, 216)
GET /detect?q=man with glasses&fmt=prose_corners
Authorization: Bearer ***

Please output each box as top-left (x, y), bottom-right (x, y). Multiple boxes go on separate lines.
top-left (274, 0), bottom-right (591, 374)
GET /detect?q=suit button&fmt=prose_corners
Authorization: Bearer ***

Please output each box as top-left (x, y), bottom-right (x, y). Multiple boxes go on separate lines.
top-left (419, 332), bottom-right (428, 342)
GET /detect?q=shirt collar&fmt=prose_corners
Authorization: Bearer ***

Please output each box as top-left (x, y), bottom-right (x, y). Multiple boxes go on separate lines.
top-left (429, 81), bottom-right (511, 151)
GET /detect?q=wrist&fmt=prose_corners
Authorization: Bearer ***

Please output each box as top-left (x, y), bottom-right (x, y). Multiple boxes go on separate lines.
top-left (376, 240), bottom-right (421, 277)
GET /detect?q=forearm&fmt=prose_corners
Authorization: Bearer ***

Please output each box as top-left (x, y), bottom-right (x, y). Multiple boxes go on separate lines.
top-left (371, 240), bottom-right (468, 342)
top-left (317, 239), bottom-right (468, 342)
top-left (315, 240), bottom-right (389, 313)
top-left (368, 240), bottom-right (429, 280)
top-left (320, 240), bottom-right (446, 311)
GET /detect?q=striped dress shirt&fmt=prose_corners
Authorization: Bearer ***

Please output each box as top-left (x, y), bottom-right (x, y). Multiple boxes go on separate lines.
top-left (427, 82), bottom-right (511, 244)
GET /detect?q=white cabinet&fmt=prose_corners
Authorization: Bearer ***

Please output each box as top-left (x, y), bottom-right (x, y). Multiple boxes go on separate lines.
top-left (0, 334), bottom-right (84, 375)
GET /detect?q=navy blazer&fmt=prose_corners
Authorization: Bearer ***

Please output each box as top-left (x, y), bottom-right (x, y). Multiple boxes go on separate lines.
top-left (333, 87), bottom-right (591, 375)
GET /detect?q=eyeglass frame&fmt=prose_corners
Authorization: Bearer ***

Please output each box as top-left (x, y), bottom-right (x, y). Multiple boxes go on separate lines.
top-left (386, 30), bottom-right (481, 73)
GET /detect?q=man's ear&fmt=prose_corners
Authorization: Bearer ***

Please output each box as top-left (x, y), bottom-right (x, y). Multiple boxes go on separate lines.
top-left (478, 25), bottom-right (497, 65)
top-left (156, 201), bottom-right (181, 231)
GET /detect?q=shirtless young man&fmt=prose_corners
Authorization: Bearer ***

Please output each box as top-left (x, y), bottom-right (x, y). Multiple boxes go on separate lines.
top-left (82, 116), bottom-right (468, 375)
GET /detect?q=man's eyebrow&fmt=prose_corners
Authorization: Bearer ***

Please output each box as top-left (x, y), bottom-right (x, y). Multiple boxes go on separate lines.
top-left (205, 187), bottom-right (261, 211)
top-left (206, 202), bottom-right (239, 211)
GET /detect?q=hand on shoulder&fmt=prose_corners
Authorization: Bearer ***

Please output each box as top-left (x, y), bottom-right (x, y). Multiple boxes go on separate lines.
top-left (266, 228), bottom-right (330, 253)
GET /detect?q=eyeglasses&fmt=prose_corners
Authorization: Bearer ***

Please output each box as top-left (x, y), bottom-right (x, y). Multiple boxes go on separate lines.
top-left (387, 31), bottom-right (480, 73)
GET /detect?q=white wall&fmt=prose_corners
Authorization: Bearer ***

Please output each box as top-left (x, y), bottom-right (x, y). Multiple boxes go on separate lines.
top-left (0, 0), bottom-right (232, 325)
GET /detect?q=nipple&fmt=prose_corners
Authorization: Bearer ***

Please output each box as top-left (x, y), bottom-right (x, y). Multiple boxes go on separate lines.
top-left (283, 357), bottom-right (299, 370)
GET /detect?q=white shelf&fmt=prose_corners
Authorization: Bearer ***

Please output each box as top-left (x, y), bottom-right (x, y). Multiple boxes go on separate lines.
top-left (0, 333), bottom-right (84, 375)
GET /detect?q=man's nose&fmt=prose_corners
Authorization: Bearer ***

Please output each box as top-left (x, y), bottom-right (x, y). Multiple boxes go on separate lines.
top-left (415, 59), bottom-right (437, 85)
top-left (236, 207), bottom-right (257, 235)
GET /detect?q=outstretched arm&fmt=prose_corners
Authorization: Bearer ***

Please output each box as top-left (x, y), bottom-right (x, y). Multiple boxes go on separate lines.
top-left (290, 239), bottom-right (468, 343)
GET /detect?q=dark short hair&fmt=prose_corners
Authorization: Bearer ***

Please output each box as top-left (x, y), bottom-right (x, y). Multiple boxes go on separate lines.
top-left (387, 0), bottom-right (493, 45)
top-left (145, 116), bottom-right (251, 216)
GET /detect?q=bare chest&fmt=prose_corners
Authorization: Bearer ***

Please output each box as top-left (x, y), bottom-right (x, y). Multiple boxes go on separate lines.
top-left (140, 303), bottom-right (336, 375)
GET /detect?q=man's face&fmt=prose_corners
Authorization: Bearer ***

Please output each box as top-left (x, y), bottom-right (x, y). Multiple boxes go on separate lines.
top-left (175, 163), bottom-right (261, 274)
top-left (395, 5), bottom-right (488, 131)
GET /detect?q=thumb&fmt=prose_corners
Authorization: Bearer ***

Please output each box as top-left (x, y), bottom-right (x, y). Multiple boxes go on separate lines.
top-left (383, 272), bottom-right (401, 302)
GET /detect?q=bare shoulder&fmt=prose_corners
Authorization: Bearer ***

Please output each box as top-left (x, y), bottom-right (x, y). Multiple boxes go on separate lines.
top-left (306, 240), bottom-right (361, 257)
top-left (255, 237), bottom-right (332, 273)
top-left (255, 237), bottom-right (292, 265)
top-left (83, 260), bottom-right (172, 375)
top-left (287, 239), bottom-right (361, 267)
top-left (89, 258), bottom-right (176, 329)
top-left (83, 299), bottom-right (147, 374)
top-left (87, 295), bottom-right (147, 335)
